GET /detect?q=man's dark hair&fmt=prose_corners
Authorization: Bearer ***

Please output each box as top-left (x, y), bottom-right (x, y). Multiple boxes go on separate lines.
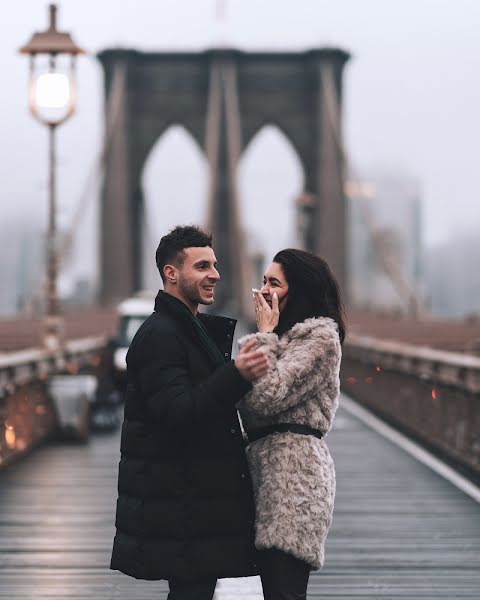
top-left (156, 225), bottom-right (213, 282)
top-left (272, 248), bottom-right (346, 343)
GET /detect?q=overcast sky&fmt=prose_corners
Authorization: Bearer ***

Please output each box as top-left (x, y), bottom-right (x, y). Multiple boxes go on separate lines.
top-left (2, 0), bottom-right (479, 289)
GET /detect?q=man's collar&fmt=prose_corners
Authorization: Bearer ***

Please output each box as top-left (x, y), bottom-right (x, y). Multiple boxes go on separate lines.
top-left (154, 290), bottom-right (193, 321)
top-left (154, 289), bottom-right (237, 329)
top-left (154, 289), bottom-right (238, 360)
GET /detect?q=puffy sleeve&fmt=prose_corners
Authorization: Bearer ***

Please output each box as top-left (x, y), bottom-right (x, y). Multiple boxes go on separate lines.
top-left (237, 319), bottom-right (341, 417)
top-left (129, 326), bottom-right (251, 428)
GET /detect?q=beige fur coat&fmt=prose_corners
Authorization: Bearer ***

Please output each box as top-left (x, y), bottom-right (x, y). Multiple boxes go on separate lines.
top-left (237, 317), bottom-right (341, 569)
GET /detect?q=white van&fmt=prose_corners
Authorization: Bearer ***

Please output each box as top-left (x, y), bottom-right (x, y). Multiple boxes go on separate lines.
top-left (111, 292), bottom-right (155, 390)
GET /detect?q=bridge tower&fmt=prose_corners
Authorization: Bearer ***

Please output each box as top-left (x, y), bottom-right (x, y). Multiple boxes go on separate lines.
top-left (97, 48), bottom-right (350, 315)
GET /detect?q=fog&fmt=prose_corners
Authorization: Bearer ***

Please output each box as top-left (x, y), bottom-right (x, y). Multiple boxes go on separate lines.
top-left (1, 0), bottom-right (479, 309)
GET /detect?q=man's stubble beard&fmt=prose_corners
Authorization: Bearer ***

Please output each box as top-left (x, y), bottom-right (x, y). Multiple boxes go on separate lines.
top-left (178, 275), bottom-right (210, 306)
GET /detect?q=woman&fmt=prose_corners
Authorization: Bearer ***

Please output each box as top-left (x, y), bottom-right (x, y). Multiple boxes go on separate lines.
top-left (237, 248), bottom-right (345, 600)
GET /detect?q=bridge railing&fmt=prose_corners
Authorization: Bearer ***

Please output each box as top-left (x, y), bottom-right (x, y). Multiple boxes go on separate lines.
top-left (0, 337), bottom-right (108, 468)
top-left (3, 331), bottom-right (480, 479)
top-left (342, 334), bottom-right (480, 480)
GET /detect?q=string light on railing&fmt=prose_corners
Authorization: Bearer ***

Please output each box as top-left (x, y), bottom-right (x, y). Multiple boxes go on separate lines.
top-left (4, 425), bottom-right (16, 449)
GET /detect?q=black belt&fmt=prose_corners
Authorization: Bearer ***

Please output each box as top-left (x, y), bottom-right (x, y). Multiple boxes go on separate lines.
top-left (247, 423), bottom-right (323, 444)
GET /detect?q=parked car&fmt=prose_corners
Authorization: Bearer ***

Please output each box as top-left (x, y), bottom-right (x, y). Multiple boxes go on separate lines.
top-left (110, 292), bottom-right (155, 393)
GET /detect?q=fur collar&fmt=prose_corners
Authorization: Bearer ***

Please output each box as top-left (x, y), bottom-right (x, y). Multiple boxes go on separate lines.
top-left (281, 316), bottom-right (339, 342)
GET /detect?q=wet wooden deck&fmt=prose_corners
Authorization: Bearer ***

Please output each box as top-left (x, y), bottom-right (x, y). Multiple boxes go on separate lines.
top-left (1, 395), bottom-right (479, 599)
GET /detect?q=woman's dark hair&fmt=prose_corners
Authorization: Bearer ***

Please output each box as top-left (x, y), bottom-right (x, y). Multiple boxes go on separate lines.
top-left (272, 249), bottom-right (346, 343)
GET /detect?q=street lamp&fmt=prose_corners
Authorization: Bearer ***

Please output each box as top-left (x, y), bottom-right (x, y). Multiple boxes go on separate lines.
top-left (19, 4), bottom-right (84, 350)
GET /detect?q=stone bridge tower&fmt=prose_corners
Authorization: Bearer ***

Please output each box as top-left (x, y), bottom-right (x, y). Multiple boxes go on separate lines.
top-left (98, 47), bottom-right (350, 316)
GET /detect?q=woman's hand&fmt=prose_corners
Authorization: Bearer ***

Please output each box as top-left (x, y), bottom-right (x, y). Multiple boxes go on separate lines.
top-left (253, 289), bottom-right (279, 333)
top-left (235, 338), bottom-right (269, 382)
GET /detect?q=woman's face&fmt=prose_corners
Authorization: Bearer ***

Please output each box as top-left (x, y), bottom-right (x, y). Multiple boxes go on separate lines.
top-left (260, 262), bottom-right (289, 313)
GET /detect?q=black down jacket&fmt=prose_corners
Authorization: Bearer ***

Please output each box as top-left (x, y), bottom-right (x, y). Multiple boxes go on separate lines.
top-left (110, 291), bottom-right (257, 581)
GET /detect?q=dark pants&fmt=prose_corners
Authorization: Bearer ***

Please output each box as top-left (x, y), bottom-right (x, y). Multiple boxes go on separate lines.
top-left (258, 548), bottom-right (311, 600)
top-left (167, 578), bottom-right (217, 600)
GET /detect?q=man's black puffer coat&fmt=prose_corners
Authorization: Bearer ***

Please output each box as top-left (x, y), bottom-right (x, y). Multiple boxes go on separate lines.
top-left (110, 291), bottom-right (257, 581)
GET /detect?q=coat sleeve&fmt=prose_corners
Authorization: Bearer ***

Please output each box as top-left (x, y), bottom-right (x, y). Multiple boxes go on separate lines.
top-left (238, 325), bottom-right (340, 417)
top-left (129, 326), bottom-right (252, 427)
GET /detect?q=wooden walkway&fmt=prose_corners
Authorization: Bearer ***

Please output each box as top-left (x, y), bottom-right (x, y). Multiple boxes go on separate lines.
top-left (1, 395), bottom-right (479, 599)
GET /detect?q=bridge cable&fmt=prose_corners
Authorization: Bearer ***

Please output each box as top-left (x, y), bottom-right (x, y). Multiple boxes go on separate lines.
top-left (320, 63), bottom-right (424, 318)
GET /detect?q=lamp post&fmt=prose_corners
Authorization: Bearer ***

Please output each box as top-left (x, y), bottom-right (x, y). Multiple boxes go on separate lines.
top-left (19, 4), bottom-right (84, 350)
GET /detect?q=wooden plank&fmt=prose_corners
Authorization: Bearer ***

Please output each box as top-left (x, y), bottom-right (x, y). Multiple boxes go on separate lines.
top-left (0, 400), bottom-right (479, 599)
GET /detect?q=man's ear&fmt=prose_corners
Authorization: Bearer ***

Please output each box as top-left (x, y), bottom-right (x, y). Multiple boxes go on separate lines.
top-left (163, 264), bottom-right (177, 284)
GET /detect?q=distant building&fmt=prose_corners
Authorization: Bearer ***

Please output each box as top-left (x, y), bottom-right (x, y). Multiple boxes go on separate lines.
top-left (425, 232), bottom-right (480, 319)
top-left (0, 222), bottom-right (98, 317)
top-left (0, 223), bottom-right (44, 316)
top-left (346, 172), bottom-right (424, 314)
top-left (62, 277), bottom-right (96, 308)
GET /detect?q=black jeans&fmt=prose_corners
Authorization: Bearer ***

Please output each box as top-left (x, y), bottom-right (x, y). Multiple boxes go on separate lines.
top-left (167, 578), bottom-right (217, 600)
top-left (258, 548), bottom-right (311, 600)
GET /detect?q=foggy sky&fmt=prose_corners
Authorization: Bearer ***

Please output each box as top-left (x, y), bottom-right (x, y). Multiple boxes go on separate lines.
top-left (2, 0), bottom-right (479, 288)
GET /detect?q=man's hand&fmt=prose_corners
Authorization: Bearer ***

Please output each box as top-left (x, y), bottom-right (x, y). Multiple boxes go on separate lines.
top-left (235, 338), bottom-right (269, 382)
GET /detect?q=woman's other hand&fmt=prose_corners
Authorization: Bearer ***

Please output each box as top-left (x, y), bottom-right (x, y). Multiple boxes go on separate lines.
top-left (235, 338), bottom-right (269, 381)
top-left (253, 289), bottom-right (279, 333)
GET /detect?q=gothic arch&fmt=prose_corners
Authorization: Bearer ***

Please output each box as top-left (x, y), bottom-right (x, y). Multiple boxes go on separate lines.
top-left (140, 125), bottom-right (209, 290)
top-left (239, 124), bottom-right (305, 280)
top-left (241, 120), bottom-right (308, 177)
top-left (98, 48), bottom-right (349, 309)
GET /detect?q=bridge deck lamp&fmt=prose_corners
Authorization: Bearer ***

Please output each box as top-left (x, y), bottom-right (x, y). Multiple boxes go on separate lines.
top-left (19, 4), bottom-right (84, 350)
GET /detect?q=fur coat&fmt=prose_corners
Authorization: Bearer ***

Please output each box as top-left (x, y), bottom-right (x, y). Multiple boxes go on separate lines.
top-left (237, 317), bottom-right (341, 569)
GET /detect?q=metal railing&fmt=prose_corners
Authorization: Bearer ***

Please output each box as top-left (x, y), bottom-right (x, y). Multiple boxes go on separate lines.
top-left (3, 331), bottom-right (479, 478)
top-left (342, 334), bottom-right (480, 478)
top-left (0, 337), bottom-right (107, 468)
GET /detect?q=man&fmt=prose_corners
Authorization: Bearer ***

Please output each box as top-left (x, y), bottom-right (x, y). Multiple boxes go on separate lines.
top-left (110, 225), bottom-right (268, 599)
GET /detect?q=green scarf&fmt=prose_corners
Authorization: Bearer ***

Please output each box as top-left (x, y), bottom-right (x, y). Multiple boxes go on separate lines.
top-left (192, 315), bottom-right (227, 368)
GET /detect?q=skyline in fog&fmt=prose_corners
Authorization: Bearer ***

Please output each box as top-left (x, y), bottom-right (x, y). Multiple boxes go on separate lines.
top-left (2, 0), bottom-right (480, 290)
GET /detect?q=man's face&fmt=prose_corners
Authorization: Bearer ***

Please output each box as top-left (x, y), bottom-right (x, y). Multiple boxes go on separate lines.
top-left (176, 246), bottom-right (220, 307)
